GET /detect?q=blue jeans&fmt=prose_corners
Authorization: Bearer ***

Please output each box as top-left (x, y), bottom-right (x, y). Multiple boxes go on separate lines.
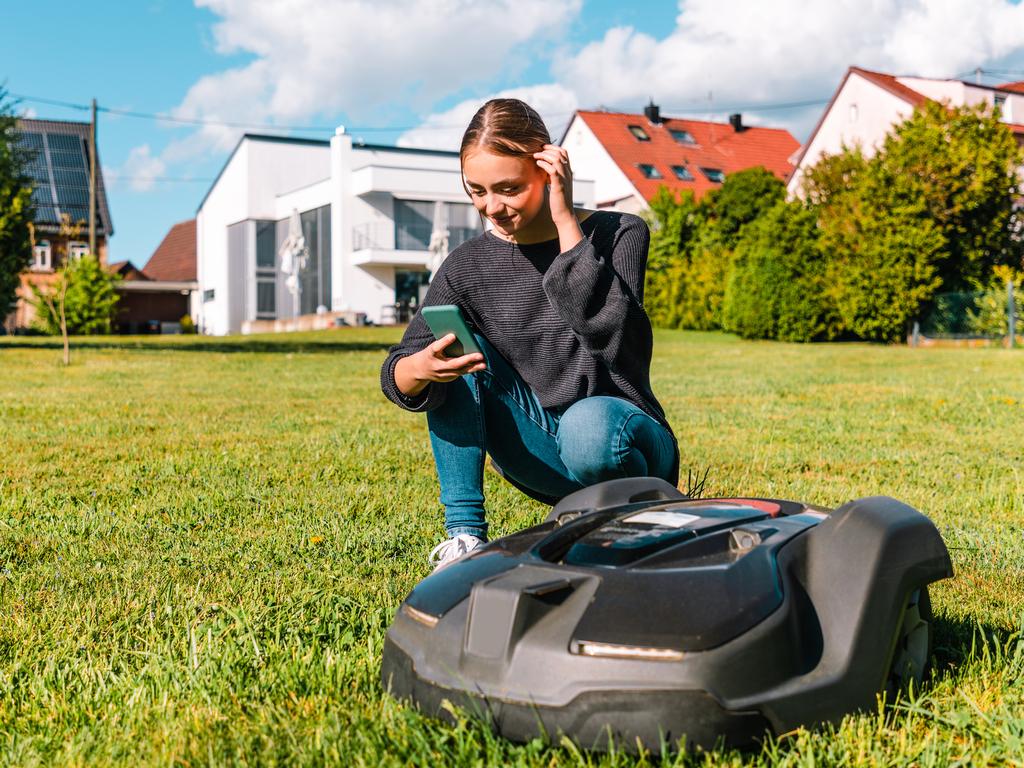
top-left (426, 335), bottom-right (678, 539)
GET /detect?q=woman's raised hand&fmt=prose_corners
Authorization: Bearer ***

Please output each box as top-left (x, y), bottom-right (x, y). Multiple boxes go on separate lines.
top-left (394, 334), bottom-right (486, 396)
top-left (533, 144), bottom-right (574, 226)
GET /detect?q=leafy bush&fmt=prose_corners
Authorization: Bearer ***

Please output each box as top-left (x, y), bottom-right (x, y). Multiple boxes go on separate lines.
top-left (723, 201), bottom-right (840, 341)
top-left (31, 253), bottom-right (121, 335)
top-left (967, 266), bottom-right (1023, 337)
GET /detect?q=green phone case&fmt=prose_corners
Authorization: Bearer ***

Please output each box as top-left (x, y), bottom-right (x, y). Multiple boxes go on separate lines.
top-left (421, 305), bottom-right (482, 358)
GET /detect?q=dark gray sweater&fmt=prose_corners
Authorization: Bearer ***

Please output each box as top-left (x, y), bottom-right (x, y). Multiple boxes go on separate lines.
top-left (379, 210), bottom-right (678, 482)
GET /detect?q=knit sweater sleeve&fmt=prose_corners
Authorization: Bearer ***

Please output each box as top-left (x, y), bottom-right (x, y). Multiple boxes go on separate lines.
top-left (379, 259), bottom-right (462, 412)
top-left (541, 213), bottom-right (653, 375)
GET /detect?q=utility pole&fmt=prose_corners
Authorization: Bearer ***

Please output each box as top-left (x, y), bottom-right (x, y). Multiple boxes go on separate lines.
top-left (89, 98), bottom-right (97, 257)
top-left (975, 67), bottom-right (983, 85)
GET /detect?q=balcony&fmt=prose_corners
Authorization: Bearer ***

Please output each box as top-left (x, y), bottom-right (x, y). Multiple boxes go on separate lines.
top-left (350, 164), bottom-right (470, 202)
top-left (351, 222), bottom-right (481, 268)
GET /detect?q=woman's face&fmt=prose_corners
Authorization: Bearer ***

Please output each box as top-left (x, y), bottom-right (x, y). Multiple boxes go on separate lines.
top-left (462, 148), bottom-right (548, 238)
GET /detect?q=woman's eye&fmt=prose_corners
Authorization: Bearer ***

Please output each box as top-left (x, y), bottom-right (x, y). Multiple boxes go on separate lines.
top-left (499, 188), bottom-right (519, 196)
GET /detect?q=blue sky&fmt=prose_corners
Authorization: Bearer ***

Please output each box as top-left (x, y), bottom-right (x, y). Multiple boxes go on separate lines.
top-left (5, 0), bottom-right (1024, 267)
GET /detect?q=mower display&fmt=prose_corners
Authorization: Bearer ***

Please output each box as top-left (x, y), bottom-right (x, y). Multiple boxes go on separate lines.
top-left (381, 477), bottom-right (953, 751)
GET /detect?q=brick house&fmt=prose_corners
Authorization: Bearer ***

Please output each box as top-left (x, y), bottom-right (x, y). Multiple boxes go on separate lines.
top-left (4, 118), bottom-right (113, 332)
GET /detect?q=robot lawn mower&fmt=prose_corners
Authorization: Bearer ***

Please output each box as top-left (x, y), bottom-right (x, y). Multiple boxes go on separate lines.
top-left (381, 477), bottom-right (953, 751)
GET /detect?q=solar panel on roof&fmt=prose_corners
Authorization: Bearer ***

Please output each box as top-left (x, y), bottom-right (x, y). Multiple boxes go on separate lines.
top-left (14, 120), bottom-right (113, 235)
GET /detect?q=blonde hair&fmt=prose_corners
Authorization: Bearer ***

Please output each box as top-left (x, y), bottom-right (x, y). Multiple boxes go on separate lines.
top-left (459, 99), bottom-right (550, 193)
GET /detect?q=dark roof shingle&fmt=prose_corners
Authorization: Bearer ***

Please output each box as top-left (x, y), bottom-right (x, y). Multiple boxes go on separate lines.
top-left (144, 219), bottom-right (196, 282)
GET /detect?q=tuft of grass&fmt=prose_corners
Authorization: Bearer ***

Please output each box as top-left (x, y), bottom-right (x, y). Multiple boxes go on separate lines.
top-left (1, 327), bottom-right (1022, 765)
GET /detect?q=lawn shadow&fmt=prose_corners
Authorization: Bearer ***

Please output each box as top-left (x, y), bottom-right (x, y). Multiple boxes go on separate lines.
top-left (930, 611), bottom-right (1017, 676)
top-left (0, 339), bottom-right (393, 354)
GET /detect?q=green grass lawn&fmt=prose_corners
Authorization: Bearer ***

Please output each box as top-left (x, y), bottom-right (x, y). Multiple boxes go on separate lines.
top-left (1, 329), bottom-right (1022, 766)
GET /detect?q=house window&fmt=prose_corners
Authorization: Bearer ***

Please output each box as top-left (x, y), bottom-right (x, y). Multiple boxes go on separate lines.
top-left (253, 220), bottom-right (278, 319)
top-left (627, 125), bottom-right (651, 141)
top-left (637, 163), bottom-right (663, 179)
top-left (32, 240), bottom-right (52, 271)
top-left (68, 241), bottom-right (89, 260)
top-left (256, 279), bottom-right (276, 318)
top-left (849, 103), bottom-right (859, 123)
top-left (669, 128), bottom-right (696, 145)
top-left (700, 167), bottom-right (725, 183)
top-left (203, 289), bottom-right (215, 303)
top-left (671, 165), bottom-right (694, 181)
top-left (995, 94), bottom-right (1012, 122)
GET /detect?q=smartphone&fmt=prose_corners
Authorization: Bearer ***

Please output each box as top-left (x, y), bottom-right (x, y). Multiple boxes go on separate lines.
top-left (421, 305), bottom-right (483, 358)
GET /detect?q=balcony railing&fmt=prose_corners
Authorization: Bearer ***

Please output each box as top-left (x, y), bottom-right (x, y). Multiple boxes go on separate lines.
top-left (352, 222), bottom-right (480, 252)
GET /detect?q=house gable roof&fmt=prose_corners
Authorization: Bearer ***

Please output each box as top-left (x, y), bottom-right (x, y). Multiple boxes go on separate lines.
top-left (144, 218), bottom-right (197, 282)
top-left (572, 110), bottom-right (799, 202)
top-left (793, 66), bottom-right (1024, 173)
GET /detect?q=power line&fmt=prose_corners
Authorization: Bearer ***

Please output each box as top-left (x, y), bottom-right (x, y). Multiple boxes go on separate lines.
top-left (12, 90), bottom-right (832, 137)
top-left (110, 175), bottom-right (215, 183)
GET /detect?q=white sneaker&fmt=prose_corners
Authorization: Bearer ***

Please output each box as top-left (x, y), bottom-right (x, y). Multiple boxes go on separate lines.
top-left (429, 534), bottom-right (486, 572)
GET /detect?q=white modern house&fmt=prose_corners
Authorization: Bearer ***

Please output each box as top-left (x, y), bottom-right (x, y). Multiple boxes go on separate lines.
top-left (196, 130), bottom-right (595, 334)
top-left (788, 66), bottom-right (1024, 196)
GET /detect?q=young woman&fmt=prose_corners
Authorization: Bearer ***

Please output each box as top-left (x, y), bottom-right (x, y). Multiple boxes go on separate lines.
top-left (380, 98), bottom-right (679, 569)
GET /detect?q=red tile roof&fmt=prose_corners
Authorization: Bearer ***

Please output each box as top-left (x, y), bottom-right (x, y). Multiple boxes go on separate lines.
top-left (144, 219), bottom-right (196, 282)
top-left (107, 260), bottom-right (150, 281)
top-left (574, 110), bottom-right (799, 202)
top-left (848, 67), bottom-right (929, 107)
top-left (1000, 81), bottom-right (1024, 94)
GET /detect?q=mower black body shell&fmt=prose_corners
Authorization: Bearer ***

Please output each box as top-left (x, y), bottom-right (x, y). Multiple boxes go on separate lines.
top-left (382, 478), bottom-right (953, 751)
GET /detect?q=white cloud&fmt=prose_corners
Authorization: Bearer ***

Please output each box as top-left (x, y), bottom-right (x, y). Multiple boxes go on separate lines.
top-left (162, 0), bottom-right (581, 157)
top-left (551, 0), bottom-right (1024, 138)
top-left (109, 144), bottom-right (167, 192)
top-left (397, 83), bottom-right (579, 151)
top-left (137, 0), bottom-right (583, 187)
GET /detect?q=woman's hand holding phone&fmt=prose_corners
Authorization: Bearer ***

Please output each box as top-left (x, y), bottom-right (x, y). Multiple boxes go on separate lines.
top-left (394, 335), bottom-right (486, 397)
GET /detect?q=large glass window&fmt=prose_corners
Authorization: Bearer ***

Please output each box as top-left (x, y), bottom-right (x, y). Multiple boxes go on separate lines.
top-left (395, 199), bottom-right (479, 251)
top-left (254, 220), bottom-right (276, 319)
top-left (256, 220), bottom-right (276, 268)
top-left (300, 205), bottom-right (331, 315)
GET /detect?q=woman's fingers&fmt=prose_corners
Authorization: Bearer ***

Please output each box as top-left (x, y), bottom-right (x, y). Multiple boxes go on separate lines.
top-left (430, 333), bottom-right (458, 354)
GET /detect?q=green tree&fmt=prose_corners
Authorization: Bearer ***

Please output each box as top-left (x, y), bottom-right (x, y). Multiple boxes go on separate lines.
top-left (31, 251), bottom-right (121, 336)
top-left (674, 168), bottom-right (787, 330)
top-left (723, 201), bottom-right (840, 342)
top-left (643, 186), bottom-right (700, 328)
top-left (702, 167), bottom-right (786, 249)
top-left (870, 100), bottom-right (1022, 291)
top-left (805, 102), bottom-right (1021, 341)
top-left (0, 87), bottom-right (34, 320)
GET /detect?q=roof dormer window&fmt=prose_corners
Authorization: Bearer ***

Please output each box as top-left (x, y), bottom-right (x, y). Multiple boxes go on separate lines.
top-left (669, 128), bottom-right (697, 145)
top-left (627, 124), bottom-right (651, 141)
top-left (671, 165), bottom-right (694, 181)
top-left (700, 167), bottom-right (725, 183)
top-left (637, 163), bottom-right (662, 179)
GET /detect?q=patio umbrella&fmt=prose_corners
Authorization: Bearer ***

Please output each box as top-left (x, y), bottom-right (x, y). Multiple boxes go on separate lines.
top-left (426, 201), bottom-right (449, 282)
top-left (278, 208), bottom-right (308, 317)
